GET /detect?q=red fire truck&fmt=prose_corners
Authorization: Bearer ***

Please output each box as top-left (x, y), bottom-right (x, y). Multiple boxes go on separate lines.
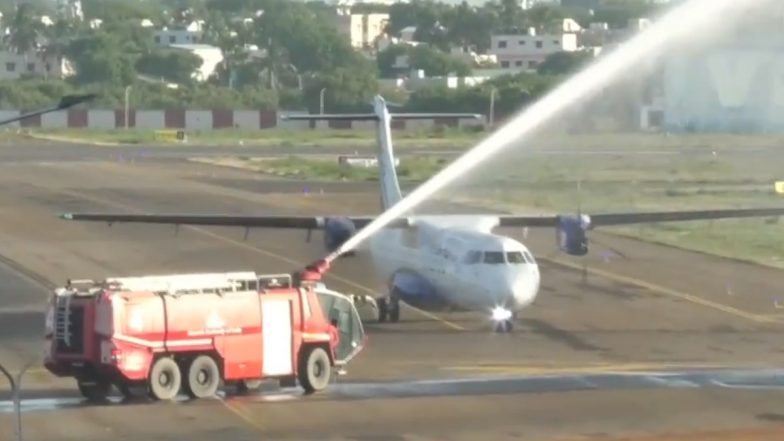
top-left (43, 261), bottom-right (367, 401)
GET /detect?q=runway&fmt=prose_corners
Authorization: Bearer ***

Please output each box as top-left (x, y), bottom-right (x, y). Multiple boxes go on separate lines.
top-left (0, 143), bottom-right (784, 440)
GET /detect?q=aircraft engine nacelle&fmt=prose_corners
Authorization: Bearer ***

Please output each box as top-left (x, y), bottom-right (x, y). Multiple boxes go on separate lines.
top-left (556, 214), bottom-right (591, 256)
top-left (323, 217), bottom-right (357, 256)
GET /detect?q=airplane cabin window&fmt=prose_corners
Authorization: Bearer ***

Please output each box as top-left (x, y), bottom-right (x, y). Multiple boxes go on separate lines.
top-left (484, 251), bottom-right (505, 264)
top-left (506, 251), bottom-right (525, 264)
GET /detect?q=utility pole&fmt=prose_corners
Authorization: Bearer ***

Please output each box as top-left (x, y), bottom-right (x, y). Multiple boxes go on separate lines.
top-left (124, 85), bottom-right (132, 130)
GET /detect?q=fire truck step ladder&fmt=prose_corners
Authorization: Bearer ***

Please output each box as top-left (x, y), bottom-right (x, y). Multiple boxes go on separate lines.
top-left (54, 295), bottom-right (72, 347)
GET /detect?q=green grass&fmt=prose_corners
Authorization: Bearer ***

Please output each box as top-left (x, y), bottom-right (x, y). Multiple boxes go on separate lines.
top-left (194, 155), bottom-right (449, 182)
top-left (17, 126), bottom-right (486, 148)
top-left (195, 149), bottom-right (784, 269)
top-left (14, 127), bottom-right (784, 152)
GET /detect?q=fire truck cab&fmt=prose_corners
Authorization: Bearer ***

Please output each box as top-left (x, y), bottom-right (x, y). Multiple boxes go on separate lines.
top-left (43, 270), bottom-right (367, 401)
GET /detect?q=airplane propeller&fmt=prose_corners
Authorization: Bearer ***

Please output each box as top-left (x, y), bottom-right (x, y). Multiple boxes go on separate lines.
top-left (570, 179), bottom-right (629, 284)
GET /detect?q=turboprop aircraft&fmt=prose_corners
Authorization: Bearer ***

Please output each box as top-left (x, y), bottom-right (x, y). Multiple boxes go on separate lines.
top-left (57, 95), bottom-right (784, 332)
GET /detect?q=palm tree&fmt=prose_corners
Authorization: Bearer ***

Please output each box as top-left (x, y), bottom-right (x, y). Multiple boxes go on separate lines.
top-left (5, 4), bottom-right (43, 52)
top-left (3, 4), bottom-right (46, 77)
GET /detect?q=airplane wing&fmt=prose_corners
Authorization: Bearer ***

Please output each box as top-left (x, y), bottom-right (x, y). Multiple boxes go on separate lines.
top-left (496, 207), bottom-right (784, 228)
top-left (60, 207), bottom-right (784, 229)
top-left (58, 213), bottom-right (412, 229)
top-left (0, 94), bottom-right (97, 127)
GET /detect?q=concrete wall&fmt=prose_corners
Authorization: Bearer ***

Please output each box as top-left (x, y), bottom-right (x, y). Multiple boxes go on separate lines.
top-left (5, 109), bottom-right (486, 130)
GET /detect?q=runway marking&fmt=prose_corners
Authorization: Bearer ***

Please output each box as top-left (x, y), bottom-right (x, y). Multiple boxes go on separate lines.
top-left (443, 361), bottom-right (751, 376)
top-left (36, 183), bottom-right (465, 331)
top-left (219, 399), bottom-right (265, 431)
top-left (540, 256), bottom-right (779, 325)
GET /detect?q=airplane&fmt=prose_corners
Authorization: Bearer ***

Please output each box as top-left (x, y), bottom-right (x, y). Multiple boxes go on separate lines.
top-left (57, 95), bottom-right (784, 333)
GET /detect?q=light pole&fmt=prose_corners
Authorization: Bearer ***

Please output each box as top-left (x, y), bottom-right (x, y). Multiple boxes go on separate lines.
top-left (489, 87), bottom-right (497, 127)
top-left (319, 88), bottom-right (326, 114)
top-left (124, 85), bottom-right (132, 130)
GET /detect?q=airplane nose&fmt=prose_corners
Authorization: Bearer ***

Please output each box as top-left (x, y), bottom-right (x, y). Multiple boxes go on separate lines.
top-left (507, 266), bottom-right (539, 309)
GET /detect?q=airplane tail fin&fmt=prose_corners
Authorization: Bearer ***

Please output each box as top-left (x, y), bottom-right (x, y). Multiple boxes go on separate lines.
top-left (282, 96), bottom-right (482, 210)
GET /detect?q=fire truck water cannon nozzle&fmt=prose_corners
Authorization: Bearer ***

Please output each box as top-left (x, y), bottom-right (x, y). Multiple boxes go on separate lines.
top-left (296, 258), bottom-right (332, 284)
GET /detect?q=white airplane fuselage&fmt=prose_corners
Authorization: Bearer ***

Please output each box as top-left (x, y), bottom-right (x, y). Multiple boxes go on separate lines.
top-left (363, 215), bottom-right (541, 316)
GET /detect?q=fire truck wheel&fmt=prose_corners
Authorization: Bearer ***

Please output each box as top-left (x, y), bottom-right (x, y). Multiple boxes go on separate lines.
top-left (299, 346), bottom-right (331, 394)
top-left (148, 357), bottom-right (182, 401)
top-left (187, 355), bottom-right (221, 399)
top-left (77, 379), bottom-right (110, 402)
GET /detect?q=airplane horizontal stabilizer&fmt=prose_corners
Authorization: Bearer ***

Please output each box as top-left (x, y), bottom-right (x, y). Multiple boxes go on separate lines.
top-left (281, 113), bottom-right (483, 121)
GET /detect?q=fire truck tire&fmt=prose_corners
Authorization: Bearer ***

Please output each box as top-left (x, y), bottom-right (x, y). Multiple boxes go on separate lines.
top-left (77, 379), bottom-right (110, 402)
top-left (186, 355), bottom-right (221, 399)
top-left (148, 357), bottom-right (181, 401)
top-left (299, 346), bottom-right (331, 394)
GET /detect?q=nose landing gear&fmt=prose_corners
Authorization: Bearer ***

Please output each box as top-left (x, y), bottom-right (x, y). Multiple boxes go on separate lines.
top-left (492, 310), bottom-right (517, 333)
top-left (377, 295), bottom-right (400, 323)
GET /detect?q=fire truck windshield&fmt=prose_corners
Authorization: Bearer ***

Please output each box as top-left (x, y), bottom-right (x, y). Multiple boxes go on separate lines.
top-left (315, 290), bottom-right (365, 364)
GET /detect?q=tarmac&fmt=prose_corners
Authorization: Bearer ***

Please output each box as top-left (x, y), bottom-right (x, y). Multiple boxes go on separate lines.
top-left (0, 143), bottom-right (783, 440)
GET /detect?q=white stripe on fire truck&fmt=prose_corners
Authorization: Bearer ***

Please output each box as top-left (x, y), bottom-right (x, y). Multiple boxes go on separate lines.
top-left (301, 332), bottom-right (330, 341)
top-left (113, 334), bottom-right (213, 348)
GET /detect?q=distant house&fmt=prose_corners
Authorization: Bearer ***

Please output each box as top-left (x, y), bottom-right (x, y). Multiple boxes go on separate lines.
top-left (332, 7), bottom-right (389, 50)
top-left (0, 51), bottom-right (74, 80)
top-left (490, 28), bottom-right (579, 71)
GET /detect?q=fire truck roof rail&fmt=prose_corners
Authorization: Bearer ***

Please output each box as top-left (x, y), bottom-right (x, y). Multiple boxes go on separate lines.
top-left (105, 272), bottom-right (259, 294)
top-left (258, 273), bottom-right (293, 290)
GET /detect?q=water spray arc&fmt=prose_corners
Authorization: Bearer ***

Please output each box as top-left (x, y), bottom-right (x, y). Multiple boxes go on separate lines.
top-left (324, 0), bottom-right (770, 262)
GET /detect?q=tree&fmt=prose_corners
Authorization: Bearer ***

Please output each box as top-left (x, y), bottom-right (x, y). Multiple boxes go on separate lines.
top-left (378, 44), bottom-right (472, 78)
top-left (537, 51), bottom-right (593, 76)
top-left (136, 49), bottom-right (202, 84)
top-left (4, 3), bottom-right (45, 55)
top-left (65, 32), bottom-right (136, 86)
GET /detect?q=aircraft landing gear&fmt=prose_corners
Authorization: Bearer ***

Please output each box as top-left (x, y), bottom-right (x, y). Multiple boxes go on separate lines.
top-left (494, 319), bottom-right (513, 333)
top-left (493, 312), bottom-right (517, 333)
top-left (377, 295), bottom-right (400, 323)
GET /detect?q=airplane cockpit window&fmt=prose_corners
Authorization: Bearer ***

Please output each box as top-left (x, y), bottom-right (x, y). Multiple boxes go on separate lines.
top-left (484, 251), bottom-right (505, 264)
top-left (506, 251), bottom-right (525, 264)
top-left (463, 251), bottom-right (482, 264)
top-left (522, 251), bottom-right (536, 264)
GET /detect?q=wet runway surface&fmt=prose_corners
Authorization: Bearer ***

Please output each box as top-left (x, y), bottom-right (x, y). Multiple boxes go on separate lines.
top-left (0, 144), bottom-right (783, 439)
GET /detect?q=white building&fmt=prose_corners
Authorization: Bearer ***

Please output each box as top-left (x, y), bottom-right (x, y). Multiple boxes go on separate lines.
top-left (333, 8), bottom-right (389, 49)
top-left (0, 51), bottom-right (74, 80)
top-left (520, 0), bottom-right (560, 9)
top-left (490, 28), bottom-right (579, 71)
top-left (56, 0), bottom-right (83, 21)
top-left (154, 23), bottom-right (204, 47)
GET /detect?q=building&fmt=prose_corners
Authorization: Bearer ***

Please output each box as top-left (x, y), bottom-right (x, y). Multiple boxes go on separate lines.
top-left (153, 22), bottom-right (204, 47)
top-left (56, 0), bottom-right (83, 21)
top-left (521, 0), bottom-right (560, 9)
top-left (0, 51), bottom-right (74, 80)
top-left (333, 8), bottom-right (389, 49)
top-left (490, 28), bottom-right (578, 71)
top-left (658, 7), bottom-right (784, 132)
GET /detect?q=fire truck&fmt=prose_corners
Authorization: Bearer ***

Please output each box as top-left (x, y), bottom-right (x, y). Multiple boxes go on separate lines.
top-left (43, 261), bottom-right (367, 401)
